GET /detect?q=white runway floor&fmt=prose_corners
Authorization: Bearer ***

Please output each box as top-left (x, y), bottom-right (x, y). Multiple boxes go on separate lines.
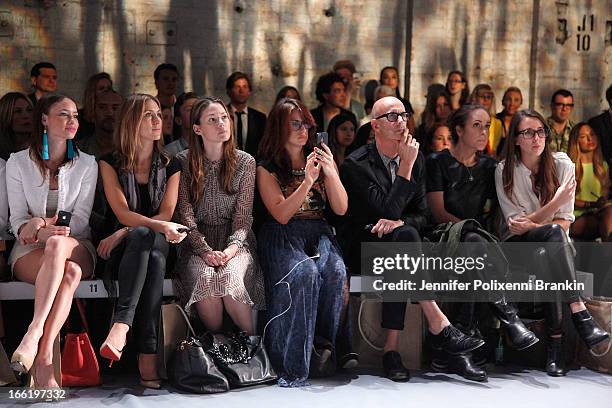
top-left (3, 366), bottom-right (610, 408)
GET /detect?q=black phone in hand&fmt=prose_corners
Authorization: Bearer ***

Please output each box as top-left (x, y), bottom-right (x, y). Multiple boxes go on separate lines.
top-left (56, 211), bottom-right (72, 227)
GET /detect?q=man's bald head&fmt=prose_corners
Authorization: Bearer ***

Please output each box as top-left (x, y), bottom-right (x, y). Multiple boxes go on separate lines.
top-left (371, 96), bottom-right (403, 119)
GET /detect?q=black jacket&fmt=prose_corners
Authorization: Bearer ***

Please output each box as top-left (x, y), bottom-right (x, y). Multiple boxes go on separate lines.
top-left (231, 105), bottom-right (267, 159)
top-left (310, 105), bottom-right (356, 133)
top-left (338, 141), bottom-right (428, 256)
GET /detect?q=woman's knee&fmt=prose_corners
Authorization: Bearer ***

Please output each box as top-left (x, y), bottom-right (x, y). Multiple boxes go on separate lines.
top-left (544, 223), bottom-right (567, 243)
top-left (44, 235), bottom-right (70, 256)
top-left (126, 226), bottom-right (155, 245)
top-left (63, 261), bottom-right (82, 286)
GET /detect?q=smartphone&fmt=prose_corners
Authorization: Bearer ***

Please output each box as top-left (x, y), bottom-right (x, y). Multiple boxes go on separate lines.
top-left (177, 226), bottom-right (195, 233)
top-left (316, 132), bottom-right (328, 147)
top-left (56, 211), bottom-right (72, 227)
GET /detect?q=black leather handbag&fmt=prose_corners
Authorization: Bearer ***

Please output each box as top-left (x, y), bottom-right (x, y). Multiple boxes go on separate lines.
top-left (200, 332), bottom-right (277, 388)
top-left (168, 305), bottom-right (229, 393)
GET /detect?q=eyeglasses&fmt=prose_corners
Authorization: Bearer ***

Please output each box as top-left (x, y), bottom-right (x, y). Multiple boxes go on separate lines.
top-left (206, 115), bottom-right (229, 125)
top-left (289, 120), bottom-right (313, 131)
top-left (553, 102), bottom-right (574, 109)
top-left (374, 111), bottom-right (411, 122)
top-left (478, 94), bottom-right (494, 100)
top-left (517, 127), bottom-right (547, 139)
top-left (448, 80), bottom-right (464, 84)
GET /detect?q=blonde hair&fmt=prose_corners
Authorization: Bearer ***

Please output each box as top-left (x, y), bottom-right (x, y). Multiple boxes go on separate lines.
top-left (113, 93), bottom-right (169, 172)
top-left (568, 122), bottom-right (609, 198)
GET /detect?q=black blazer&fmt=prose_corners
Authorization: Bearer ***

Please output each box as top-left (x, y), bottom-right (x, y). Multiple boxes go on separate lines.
top-left (310, 105), bottom-right (356, 133)
top-left (588, 111), bottom-right (612, 165)
top-left (231, 105), bottom-right (267, 159)
top-left (27, 93), bottom-right (37, 107)
top-left (338, 141), bottom-right (428, 258)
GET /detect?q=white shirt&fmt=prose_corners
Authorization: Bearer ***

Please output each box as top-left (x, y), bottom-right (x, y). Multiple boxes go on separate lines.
top-left (0, 159), bottom-right (11, 240)
top-left (230, 105), bottom-right (249, 149)
top-left (6, 149), bottom-right (98, 241)
top-left (495, 152), bottom-right (575, 240)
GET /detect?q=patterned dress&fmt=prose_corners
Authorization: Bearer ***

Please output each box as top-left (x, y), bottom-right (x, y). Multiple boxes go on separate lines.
top-left (173, 150), bottom-right (265, 314)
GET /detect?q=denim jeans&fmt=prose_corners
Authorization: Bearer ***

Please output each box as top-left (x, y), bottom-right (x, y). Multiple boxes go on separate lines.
top-left (259, 219), bottom-right (346, 387)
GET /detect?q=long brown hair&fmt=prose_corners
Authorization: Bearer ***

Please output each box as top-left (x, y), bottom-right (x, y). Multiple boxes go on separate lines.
top-left (421, 89), bottom-right (451, 131)
top-left (501, 109), bottom-right (559, 205)
top-left (30, 94), bottom-right (80, 177)
top-left (187, 97), bottom-right (237, 203)
top-left (0, 92), bottom-right (32, 159)
top-left (82, 72), bottom-right (112, 123)
top-left (113, 94), bottom-right (169, 173)
top-left (568, 122), bottom-right (609, 198)
top-left (259, 98), bottom-right (315, 185)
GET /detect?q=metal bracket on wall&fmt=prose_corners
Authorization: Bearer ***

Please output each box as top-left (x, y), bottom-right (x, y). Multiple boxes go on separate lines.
top-left (556, 19), bottom-right (569, 45)
top-left (0, 11), bottom-right (13, 38)
top-left (146, 20), bottom-right (177, 46)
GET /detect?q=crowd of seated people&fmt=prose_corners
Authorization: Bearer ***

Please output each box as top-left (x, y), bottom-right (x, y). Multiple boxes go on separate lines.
top-left (0, 59), bottom-right (610, 390)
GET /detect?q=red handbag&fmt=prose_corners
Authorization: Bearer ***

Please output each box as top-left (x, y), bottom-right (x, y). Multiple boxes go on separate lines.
top-left (61, 299), bottom-right (101, 386)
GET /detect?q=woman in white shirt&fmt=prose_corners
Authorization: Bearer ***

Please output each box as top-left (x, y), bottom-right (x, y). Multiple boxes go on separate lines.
top-left (495, 109), bottom-right (609, 376)
top-left (6, 94), bottom-right (97, 387)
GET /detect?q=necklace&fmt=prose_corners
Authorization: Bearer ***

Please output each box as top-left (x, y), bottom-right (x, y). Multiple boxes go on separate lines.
top-left (465, 165), bottom-right (474, 182)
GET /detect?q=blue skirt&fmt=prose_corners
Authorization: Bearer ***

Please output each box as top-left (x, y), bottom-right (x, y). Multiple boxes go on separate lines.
top-left (258, 219), bottom-right (346, 387)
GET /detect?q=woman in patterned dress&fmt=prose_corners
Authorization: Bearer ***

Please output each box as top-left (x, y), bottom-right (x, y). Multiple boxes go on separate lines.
top-left (174, 97), bottom-right (264, 334)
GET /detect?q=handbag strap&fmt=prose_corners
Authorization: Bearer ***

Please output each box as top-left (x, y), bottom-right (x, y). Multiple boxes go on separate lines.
top-left (173, 303), bottom-right (197, 338)
top-left (72, 299), bottom-right (90, 334)
top-left (589, 302), bottom-right (612, 358)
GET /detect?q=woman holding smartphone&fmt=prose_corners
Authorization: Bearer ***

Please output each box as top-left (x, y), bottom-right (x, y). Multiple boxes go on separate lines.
top-left (495, 109), bottom-right (609, 376)
top-left (173, 97), bottom-right (264, 334)
top-left (7, 94), bottom-right (97, 387)
top-left (257, 98), bottom-right (348, 387)
top-left (97, 94), bottom-right (187, 388)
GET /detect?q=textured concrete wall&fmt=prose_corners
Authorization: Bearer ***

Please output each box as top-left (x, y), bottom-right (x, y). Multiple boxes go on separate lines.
top-left (0, 0), bottom-right (609, 120)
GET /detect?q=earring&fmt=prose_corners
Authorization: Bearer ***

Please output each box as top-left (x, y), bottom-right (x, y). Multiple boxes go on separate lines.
top-left (66, 139), bottom-right (75, 160)
top-left (42, 128), bottom-right (49, 160)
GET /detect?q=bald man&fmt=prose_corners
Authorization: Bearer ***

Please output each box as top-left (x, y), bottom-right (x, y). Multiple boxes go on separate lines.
top-left (339, 97), bottom-right (484, 381)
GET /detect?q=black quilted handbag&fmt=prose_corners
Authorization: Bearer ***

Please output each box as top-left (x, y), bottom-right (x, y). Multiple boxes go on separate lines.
top-left (200, 331), bottom-right (277, 388)
top-left (168, 305), bottom-right (229, 393)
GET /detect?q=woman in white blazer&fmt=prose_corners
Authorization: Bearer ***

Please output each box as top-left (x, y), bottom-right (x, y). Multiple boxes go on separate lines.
top-left (6, 94), bottom-right (97, 387)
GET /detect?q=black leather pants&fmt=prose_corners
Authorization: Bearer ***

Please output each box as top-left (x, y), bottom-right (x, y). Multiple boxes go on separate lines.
top-left (507, 224), bottom-right (579, 335)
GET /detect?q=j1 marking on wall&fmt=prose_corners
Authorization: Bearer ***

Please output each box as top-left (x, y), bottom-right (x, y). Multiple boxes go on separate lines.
top-left (576, 14), bottom-right (594, 51)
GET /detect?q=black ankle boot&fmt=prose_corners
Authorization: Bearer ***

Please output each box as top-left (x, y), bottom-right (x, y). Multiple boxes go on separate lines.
top-left (428, 324), bottom-right (485, 355)
top-left (571, 309), bottom-right (610, 349)
top-left (432, 353), bottom-right (488, 382)
top-left (490, 300), bottom-right (539, 350)
top-left (546, 336), bottom-right (566, 377)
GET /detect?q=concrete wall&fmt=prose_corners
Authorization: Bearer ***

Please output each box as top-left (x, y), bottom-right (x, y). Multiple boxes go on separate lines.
top-left (0, 0), bottom-right (610, 120)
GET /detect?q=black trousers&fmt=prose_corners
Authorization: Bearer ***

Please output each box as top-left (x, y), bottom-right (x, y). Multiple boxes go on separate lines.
top-left (358, 225), bottom-right (422, 331)
top-left (111, 227), bottom-right (169, 353)
top-left (506, 224), bottom-right (579, 334)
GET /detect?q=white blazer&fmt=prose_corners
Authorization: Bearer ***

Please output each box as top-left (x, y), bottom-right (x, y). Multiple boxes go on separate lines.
top-left (0, 159), bottom-right (11, 240)
top-left (6, 149), bottom-right (98, 241)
